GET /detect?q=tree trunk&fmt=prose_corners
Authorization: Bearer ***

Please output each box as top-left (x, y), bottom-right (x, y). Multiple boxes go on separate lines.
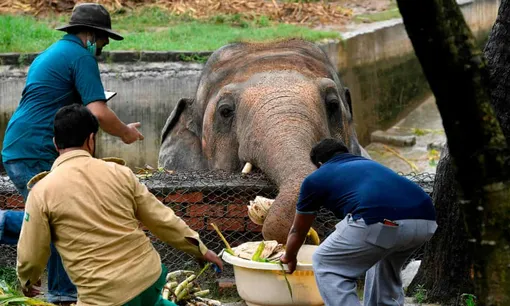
top-left (408, 147), bottom-right (474, 305)
top-left (484, 0), bottom-right (510, 142)
top-left (395, 0), bottom-right (510, 304)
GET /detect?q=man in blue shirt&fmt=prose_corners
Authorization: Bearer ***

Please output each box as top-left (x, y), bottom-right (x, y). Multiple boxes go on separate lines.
top-left (281, 138), bottom-right (438, 306)
top-left (0, 3), bottom-right (143, 304)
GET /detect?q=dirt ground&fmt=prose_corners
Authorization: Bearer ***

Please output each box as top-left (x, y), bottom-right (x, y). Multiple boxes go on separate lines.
top-left (1, 0), bottom-right (396, 29)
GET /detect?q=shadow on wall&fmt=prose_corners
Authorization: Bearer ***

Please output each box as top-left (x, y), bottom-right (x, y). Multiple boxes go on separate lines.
top-left (340, 29), bottom-right (490, 146)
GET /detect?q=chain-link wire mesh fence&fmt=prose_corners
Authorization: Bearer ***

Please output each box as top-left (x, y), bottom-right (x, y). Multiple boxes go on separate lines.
top-left (0, 170), bottom-right (436, 280)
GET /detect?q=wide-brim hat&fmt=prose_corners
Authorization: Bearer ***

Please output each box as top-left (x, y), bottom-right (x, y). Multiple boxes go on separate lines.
top-left (56, 3), bottom-right (124, 41)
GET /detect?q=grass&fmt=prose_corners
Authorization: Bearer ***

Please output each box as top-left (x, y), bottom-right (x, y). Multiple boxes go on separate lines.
top-left (0, 7), bottom-right (341, 53)
top-left (353, 1), bottom-right (401, 23)
top-left (414, 284), bottom-right (427, 304)
top-left (0, 266), bottom-right (18, 289)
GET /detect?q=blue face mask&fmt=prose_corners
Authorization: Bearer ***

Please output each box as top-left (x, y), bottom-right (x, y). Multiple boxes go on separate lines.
top-left (86, 40), bottom-right (97, 56)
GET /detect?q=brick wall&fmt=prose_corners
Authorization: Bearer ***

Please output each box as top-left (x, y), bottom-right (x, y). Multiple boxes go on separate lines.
top-left (0, 171), bottom-right (278, 247)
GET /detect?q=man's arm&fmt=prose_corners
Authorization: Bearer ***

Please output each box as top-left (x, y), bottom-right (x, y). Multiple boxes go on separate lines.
top-left (17, 191), bottom-right (51, 292)
top-left (280, 213), bottom-right (316, 273)
top-left (86, 101), bottom-right (144, 144)
top-left (130, 171), bottom-right (208, 258)
top-left (130, 174), bottom-right (223, 270)
top-left (281, 176), bottom-right (322, 273)
top-left (72, 55), bottom-right (143, 144)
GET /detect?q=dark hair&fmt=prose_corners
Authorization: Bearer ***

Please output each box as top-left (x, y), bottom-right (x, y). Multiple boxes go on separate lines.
top-left (54, 104), bottom-right (99, 150)
top-left (310, 138), bottom-right (349, 167)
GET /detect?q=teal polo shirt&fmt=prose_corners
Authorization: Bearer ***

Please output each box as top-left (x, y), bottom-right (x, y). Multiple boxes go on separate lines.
top-left (2, 34), bottom-right (106, 163)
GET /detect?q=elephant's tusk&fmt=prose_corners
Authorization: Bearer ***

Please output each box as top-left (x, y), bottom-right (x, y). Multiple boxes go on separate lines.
top-left (242, 162), bottom-right (253, 174)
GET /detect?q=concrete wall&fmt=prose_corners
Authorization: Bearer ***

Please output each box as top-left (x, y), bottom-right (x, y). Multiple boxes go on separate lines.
top-left (326, 0), bottom-right (500, 144)
top-left (0, 0), bottom-right (500, 169)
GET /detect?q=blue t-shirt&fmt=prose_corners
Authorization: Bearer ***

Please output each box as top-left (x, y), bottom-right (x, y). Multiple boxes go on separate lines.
top-left (2, 34), bottom-right (106, 163)
top-left (296, 153), bottom-right (436, 224)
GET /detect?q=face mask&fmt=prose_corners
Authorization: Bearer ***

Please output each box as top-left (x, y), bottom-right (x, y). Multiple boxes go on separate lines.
top-left (86, 40), bottom-right (97, 57)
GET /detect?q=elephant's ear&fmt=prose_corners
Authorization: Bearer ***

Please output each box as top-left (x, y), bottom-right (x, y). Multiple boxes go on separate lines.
top-left (158, 98), bottom-right (207, 170)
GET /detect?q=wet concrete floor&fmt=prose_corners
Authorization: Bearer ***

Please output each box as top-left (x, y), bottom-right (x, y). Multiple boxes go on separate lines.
top-left (366, 94), bottom-right (445, 175)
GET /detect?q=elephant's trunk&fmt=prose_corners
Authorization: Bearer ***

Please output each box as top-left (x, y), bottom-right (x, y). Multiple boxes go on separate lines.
top-left (238, 93), bottom-right (328, 243)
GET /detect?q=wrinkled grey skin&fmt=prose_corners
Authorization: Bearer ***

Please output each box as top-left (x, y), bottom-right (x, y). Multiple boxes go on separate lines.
top-left (158, 39), bottom-right (369, 243)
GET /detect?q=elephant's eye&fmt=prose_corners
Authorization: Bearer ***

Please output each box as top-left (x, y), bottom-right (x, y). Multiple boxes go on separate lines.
top-left (325, 92), bottom-right (340, 112)
top-left (219, 104), bottom-right (235, 118)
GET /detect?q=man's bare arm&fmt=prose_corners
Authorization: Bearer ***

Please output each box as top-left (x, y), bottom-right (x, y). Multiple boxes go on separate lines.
top-left (280, 212), bottom-right (316, 273)
top-left (86, 101), bottom-right (144, 144)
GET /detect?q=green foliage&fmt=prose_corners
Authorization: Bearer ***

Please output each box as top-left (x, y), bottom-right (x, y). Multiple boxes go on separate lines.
top-left (414, 284), bottom-right (427, 304)
top-left (0, 278), bottom-right (54, 305)
top-left (461, 293), bottom-right (477, 306)
top-left (411, 128), bottom-right (427, 136)
top-left (353, 2), bottom-right (401, 23)
top-left (176, 53), bottom-right (209, 63)
top-left (0, 15), bottom-right (61, 53)
top-left (0, 8), bottom-right (340, 53)
top-left (0, 266), bottom-right (18, 290)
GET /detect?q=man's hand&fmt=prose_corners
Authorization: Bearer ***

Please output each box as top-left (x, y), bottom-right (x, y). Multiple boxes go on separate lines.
top-left (197, 250), bottom-right (224, 272)
top-left (121, 122), bottom-right (144, 144)
top-left (22, 279), bottom-right (42, 298)
top-left (280, 253), bottom-right (298, 274)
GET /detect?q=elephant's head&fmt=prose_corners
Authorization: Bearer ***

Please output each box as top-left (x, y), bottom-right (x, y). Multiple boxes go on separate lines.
top-left (158, 39), bottom-right (368, 243)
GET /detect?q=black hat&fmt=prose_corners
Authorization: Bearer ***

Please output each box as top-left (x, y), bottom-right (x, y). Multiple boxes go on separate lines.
top-left (56, 3), bottom-right (123, 41)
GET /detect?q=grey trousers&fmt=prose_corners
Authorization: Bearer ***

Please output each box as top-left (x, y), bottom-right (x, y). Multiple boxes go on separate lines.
top-left (312, 214), bottom-right (437, 306)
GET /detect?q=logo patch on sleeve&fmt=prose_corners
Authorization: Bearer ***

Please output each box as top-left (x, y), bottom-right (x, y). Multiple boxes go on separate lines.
top-left (24, 212), bottom-right (30, 222)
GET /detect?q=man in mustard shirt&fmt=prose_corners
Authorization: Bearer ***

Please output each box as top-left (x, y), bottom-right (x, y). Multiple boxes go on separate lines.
top-left (16, 104), bottom-right (223, 305)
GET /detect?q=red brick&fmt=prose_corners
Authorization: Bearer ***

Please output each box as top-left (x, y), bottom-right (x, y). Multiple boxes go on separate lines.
top-left (166, 204), bottom-right (184, 217)
top-left (227, 204), bottom-right (248, 218)
top-left (208, 218), bottom-right (245, 232)
top-left (246, 221), bottom-right (263, 233)
top-left (164, 191), bottom-right (203, 203)
top-left (227, 195), bottom-right (248, 205)
top-left (156, 196), bottom-right (165, 203)
top-left (183, 217), bottom-right (205, 231)
top-left (217, 278), bottom-right (236, 293)
top-left (6, 195), bottom-right (24, 209)
top-left (188, 204), bottom-right (224, 217)
top-left (217, 278), bottom-right (236, 288)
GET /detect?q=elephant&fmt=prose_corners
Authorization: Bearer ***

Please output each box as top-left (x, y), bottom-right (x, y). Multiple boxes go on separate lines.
top-left (158, 38), bottom-right (369, 243)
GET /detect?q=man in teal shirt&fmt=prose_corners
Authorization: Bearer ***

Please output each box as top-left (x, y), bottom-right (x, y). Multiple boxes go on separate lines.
top-left (0, 3), bottom-right (144, 304)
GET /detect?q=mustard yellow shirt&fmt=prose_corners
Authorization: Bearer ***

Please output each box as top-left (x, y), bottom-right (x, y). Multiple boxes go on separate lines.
top-left (17, 150), bottom-right (208, 306)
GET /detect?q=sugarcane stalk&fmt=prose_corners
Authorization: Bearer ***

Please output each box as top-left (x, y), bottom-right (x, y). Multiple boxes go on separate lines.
top-left (193, 289), bottom-right (210, 297)
top-left (174, 274), bottom-right (196, 296)
top-left (162, 288), bottom-right (170, 300)
top-left (166, 270), bottom-right (194, 281)
top-left (203, 298), bottom-right (222, 306)
top-left (278, 261), bottom-right (293, 301)
top-left (251, 241), bottom-right (265, 262)
top-left (195, 297), bottom-right (222, 306)
top-left (165, 281), bottom-right (178, 290)
top-left (176, 288), bottom-right (190, 302)
top-left (210, 223), bottom-right (234, 254)
top-left (195, 262), bottom-right (211, 280)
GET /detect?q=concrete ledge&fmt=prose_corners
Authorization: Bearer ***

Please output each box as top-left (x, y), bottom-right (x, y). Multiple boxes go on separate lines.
top-left (0, 50), bottom-right (215, 66)
top-left (371, 130), bottom-right (417, 147)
